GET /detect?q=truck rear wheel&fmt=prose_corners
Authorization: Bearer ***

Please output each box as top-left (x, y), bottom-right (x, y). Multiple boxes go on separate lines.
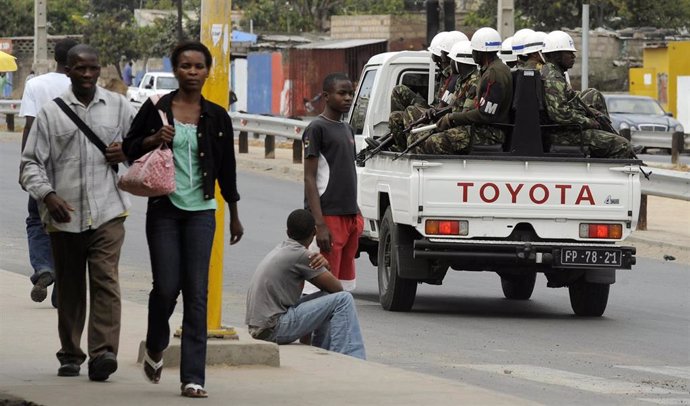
top-left (569, 278), bottom-right (610, 317)
top-left (500, 272), bottom-right (536, 300)
top-left (378, 208), bottom-right (417, 312)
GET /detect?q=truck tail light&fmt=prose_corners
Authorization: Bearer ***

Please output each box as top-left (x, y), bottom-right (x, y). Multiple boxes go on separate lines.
top-left (579, 223), bottom-right (622, 239)
top-left (425, 219), bottom-right (468, 236)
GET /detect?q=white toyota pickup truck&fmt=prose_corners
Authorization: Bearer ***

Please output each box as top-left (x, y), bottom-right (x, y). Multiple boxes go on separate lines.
top-left (350, 51), bottom-right (642, 316)
top-left (126, 72), bottom-right (178, 108)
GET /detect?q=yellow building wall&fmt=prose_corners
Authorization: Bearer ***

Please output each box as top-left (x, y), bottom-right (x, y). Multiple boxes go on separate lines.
top-left (629, 67), bottom-right (657, 100)
top-left (633, 41), bottom-right (690, 117)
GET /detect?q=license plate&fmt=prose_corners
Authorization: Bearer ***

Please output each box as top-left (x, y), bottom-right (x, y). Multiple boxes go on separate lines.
top-left (559, 248), bottom-right (622, 267)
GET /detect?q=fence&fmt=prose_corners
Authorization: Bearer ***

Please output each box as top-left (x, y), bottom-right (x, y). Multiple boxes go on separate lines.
top-left (0, 99), bottom-right (20, 131)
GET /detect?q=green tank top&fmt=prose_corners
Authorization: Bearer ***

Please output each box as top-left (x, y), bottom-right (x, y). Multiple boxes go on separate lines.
top-left (168, 120), bottom-right (217, 211)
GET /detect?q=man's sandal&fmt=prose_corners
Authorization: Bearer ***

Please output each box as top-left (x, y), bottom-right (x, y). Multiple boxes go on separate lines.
top-left (142, 351), bottom-right (163, 384)
top-left (181, 383), bottom-right (208, 398)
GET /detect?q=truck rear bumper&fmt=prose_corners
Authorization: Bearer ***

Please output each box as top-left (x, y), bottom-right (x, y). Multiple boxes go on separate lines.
top-left (413, 239), bottom-right (636, 270)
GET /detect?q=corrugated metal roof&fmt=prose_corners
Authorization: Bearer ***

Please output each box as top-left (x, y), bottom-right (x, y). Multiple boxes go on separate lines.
top-left (295, 39), bottom-right (388, 49)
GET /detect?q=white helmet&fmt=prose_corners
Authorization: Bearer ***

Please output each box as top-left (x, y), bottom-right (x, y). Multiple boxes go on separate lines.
top-left (439, 31), bottom-right (470, 54)
top-left (542, 30), bottom-right (577, 53)
top-left (499, 36), bottom-right (517, 63)
top-left (511, 28), bottom-right (535, 56)
top-left (428, 32), bottom-right (448, 56)
top-left (449, 40), bottom-right (475, 65)
top-left (522, 31), bottom-right (547, 55)
top-left (470, 27), bottom-right (502, 52)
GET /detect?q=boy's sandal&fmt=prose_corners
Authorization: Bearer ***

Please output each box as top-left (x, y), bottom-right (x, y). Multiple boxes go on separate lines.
top-left (181, 383), bottom-right (208, 398)
top-left (142, 351), bottom-right (163, 384)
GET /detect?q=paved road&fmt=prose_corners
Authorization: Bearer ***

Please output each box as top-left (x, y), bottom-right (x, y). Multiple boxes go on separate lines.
top-left (1, 138), bottom-right (688, 405)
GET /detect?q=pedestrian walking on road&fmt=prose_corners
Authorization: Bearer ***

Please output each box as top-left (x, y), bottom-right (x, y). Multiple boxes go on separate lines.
top-left (122, 61), bottom-right (134, 86)
top-left (18, 38), bottom-right (77, 308)
top-left (303, 72), bottom-right (363, 291)
top-left (246, 209), bottom-right (366, 359)
top-left (20, 44), bottom-right (134, 381)
top-left (123, 40), bottom-right (244, 399)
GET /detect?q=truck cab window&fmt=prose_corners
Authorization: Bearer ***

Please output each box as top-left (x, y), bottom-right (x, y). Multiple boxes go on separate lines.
top-left (398, 70), bottom-right (430, 105)
top-left (350, 69), bottom-right (377, 135)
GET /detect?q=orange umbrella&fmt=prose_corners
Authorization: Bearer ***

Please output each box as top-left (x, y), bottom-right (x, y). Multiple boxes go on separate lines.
top-left (0, 50), bottom-right (17, 72)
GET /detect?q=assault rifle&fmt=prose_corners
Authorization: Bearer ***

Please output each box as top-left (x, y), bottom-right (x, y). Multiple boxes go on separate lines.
top-left (392, 123), bottom-right (439, 160)
top-left (575, 96), bottom-right (617, 134)
top-left (357, 106), bottom-right (453, 164)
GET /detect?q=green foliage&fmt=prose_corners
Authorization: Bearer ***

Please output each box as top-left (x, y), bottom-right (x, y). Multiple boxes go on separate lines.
top-left (48, 0), bottom-right (89, 34)
top-left (235, 0), bottom-right (404, 33)
top-left (90, 0), bottom-right (139, 12)
top-left (0, 0), bottom-right (33, 37)
top-left (83, 10), bottom-right (140, 70)
top-left (465, 0), bottom-right (690, 31)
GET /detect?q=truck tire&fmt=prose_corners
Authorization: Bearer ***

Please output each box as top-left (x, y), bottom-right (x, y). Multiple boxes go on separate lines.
top-left (378, 208), bottom-right (417, 312)
top-left (499, 272), bottom-right (536, 300)
top-left (568, 278), bottom-right (610, 317)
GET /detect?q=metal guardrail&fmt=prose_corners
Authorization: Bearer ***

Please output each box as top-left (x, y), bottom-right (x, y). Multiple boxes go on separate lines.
top-left (640, 167), bottom-right (690, 201)
top-left (0, 99), bottom-right (21, 132)
top-left (229, 112), bottom-right (307, 140)
top-left (631, 130), bottom-right (690, 151)
top-left (0, 99), bottom-right (21, 114)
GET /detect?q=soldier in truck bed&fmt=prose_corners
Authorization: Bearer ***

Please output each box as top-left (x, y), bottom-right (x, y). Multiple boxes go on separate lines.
top-left (403, 27), bottom-right (512, 155)
top-left (388, 31), bottom-right (469, 149)
top-left (540, 30), bottom-right (634, 158)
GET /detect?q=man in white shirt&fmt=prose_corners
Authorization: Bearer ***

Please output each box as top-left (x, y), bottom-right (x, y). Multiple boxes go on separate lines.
top-left (19, 38), bottom-right (78, 307)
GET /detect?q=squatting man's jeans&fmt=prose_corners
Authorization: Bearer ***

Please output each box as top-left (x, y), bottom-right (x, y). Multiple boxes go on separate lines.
top-left (268, 291), bottom-right (366, 360)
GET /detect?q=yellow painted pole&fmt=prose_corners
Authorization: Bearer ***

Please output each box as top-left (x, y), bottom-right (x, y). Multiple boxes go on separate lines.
top-left (200, 0), bottom-right (236, 339)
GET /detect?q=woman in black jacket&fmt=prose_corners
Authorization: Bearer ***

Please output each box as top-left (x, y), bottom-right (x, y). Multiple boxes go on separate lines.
top-left (122, 41), bottom-right (243, 398)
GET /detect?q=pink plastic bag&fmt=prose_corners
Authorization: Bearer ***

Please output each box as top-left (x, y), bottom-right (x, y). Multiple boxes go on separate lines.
top-left (118, 144), bottom-right (175, 197)
top-left (118, 95), bottom-right (175, 197)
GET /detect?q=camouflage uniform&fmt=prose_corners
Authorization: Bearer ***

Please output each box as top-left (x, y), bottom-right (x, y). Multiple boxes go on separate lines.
top-left (407, 58), bottom-right (512, 155)
top-left (579, 87), bottom-right (609, 116)
top-left (388, 66), bottom-right (458, 149)
top-left (455, 69), bottom-right (480, 113)
top-left (541, 62), bottom-right (632, 158)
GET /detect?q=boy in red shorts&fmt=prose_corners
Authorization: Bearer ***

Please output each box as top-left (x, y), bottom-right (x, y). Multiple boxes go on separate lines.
top-left (303, 72), bottom-right (363, 291)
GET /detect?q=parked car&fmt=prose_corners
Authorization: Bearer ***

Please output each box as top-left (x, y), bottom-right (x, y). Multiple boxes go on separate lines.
top-left (603, 93), bottom-right (684, 153)
top-left (126, 72), bottom-right (178, 108)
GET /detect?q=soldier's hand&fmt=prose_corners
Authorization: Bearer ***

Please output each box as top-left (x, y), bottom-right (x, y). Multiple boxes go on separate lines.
top-left (589, 119), bottom-right (600, 130)
top-left (436, 115), bottom-right (453, 131)
top-left (423, 108), bottom-right (437, 121)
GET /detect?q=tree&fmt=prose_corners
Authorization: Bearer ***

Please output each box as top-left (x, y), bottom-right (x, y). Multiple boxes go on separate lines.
top-left (48, 0), bottom-right (89, 35)
top-left (83, 10), bottom-right (140, 76)
top-left (465, 0), bottom-right (690, 31)
top-left (234, 0), bottom-right (403, 32)
top-left (0, 0), bottom-right (34, 37)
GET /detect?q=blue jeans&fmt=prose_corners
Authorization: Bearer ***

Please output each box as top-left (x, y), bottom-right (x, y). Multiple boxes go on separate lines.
top-left (27, 196), bottom-right (54, 284)
top-left (272, 291), bottom-right (366, 360)
top-left (144, 197), bottom-right (215, 386)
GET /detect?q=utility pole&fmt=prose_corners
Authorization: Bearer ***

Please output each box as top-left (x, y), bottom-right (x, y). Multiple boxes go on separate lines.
top-left (496, 0), bottom-right (514, 40)
top-left (199, 0), bottom-right (235, 338)
top-left (34, 0), bottom-right (49, 73)
top-left (426, 0), bottom-right (440, 44)
top-left (443, 0), bottom-right (456, 31)
top-left (581, 0), bottom-right (590, 90)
